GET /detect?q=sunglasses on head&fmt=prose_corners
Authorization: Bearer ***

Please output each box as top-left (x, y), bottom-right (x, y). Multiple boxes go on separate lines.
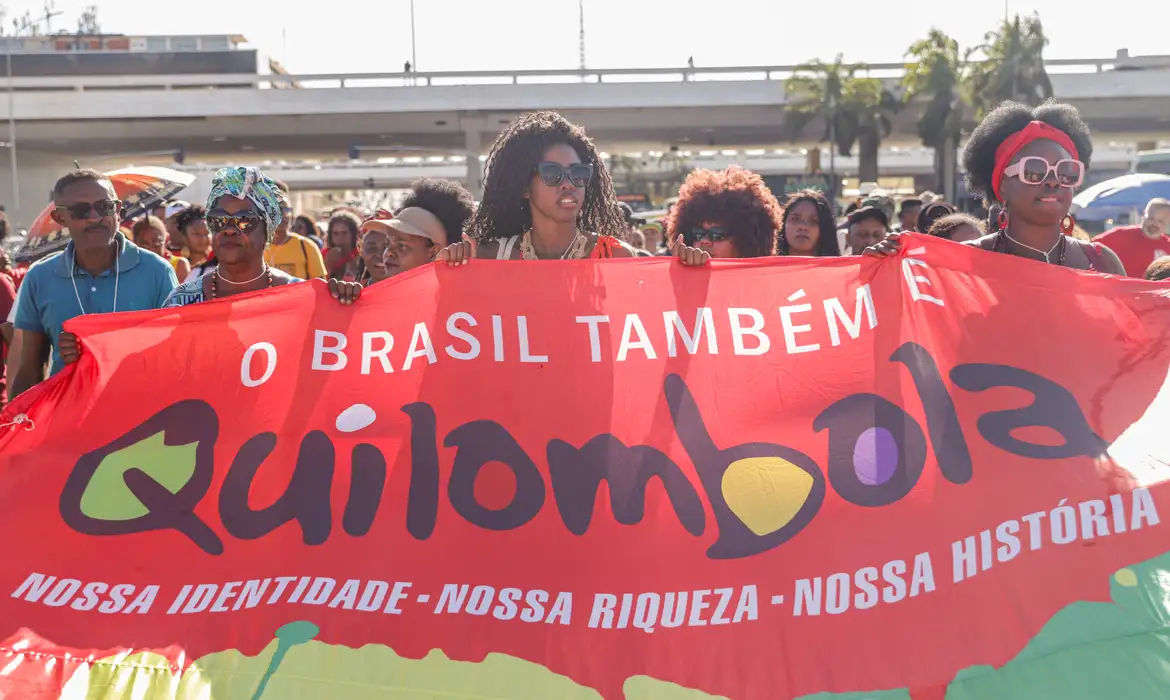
top-left (535, 162), bottom-right (593, 188)
top-left (207, 213), bottom-right (263, 235)
top-left (684, 225), bottom-right (730, 246)
top-left (56, 199), bottom-right (118, 219)
top-left (1004, 156), bottom-right (1085, 188)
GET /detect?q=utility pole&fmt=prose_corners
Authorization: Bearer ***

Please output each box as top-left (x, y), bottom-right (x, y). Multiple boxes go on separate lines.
top-left (409, 0), bottom-right (417, 75)
top-left (41, 1), bottom-right (61, 34)
top-left (577, 0), bottom-right (586, 70)
top-left (827, 93), bottom-right (837, 201)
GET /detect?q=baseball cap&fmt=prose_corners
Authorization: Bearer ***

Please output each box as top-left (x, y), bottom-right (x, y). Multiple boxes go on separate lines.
top-left (847, 205), bottom-right (890, 229)
top-left (164, 200), bottom-right (191, 219)
top-left (617, 202), bottom-right (635, 225)
top-left (363, 207), bottom-right (447, 245)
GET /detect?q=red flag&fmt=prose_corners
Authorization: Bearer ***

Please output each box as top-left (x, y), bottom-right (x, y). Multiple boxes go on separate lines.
top-left (1, 234), bottom-right (1169, 699)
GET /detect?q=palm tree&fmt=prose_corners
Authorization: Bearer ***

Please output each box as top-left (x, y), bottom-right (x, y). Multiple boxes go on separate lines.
top-left (902, 29), bottom-right (966, 193)
top-left (657, 150), bottom-right (692, 196)
top-left (608, 154), bottom-right (643, 190)
top-left (966, 13), bottom-right (1053, 119)
top-left (846, 78), bottom-right (900, 183)
top-left (784, 55), bottom-right (899, 185)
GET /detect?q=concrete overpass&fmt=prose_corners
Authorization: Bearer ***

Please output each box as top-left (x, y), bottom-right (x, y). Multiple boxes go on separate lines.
top-left (172, 144), bottom-right (1145, 210)
top-left (2, 53), bottom-right (1170, 226)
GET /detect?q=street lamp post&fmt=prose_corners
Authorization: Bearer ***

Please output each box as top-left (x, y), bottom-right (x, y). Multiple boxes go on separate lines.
top-left (6, 42), bottom-right (18, 214)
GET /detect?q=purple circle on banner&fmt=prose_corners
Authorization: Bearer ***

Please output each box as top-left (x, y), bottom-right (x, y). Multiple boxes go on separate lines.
top-left (853, 427), bottom-right (898, 486)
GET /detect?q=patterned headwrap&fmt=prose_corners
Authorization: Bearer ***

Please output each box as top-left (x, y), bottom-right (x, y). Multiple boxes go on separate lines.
top-left (206, 166), bottom-right (284, 242)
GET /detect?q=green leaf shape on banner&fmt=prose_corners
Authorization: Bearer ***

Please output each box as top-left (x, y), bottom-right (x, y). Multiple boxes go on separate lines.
top-left (249, 621), bottom-right (319, 700)
top-left (946, 551), bottom-right (1170, 699)
top-left (78, 431), bottom-right (199, 521)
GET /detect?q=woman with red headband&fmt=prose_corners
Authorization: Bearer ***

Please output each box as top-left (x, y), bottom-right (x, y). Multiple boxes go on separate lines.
top-left (865, 101), bottom-right (1124, 274)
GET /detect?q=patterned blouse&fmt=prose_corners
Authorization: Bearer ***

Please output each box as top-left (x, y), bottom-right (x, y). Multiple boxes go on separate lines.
top-left (162, 271), bottom-right (303, 308)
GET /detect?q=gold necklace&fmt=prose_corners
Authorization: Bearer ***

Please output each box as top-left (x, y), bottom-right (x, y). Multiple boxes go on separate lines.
top-left (519, 230), bottom-right (588, 260)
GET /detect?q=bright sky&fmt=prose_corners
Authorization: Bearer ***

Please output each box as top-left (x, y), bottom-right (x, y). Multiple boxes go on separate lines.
top-left (1, 0), bottom-right (1165, 75)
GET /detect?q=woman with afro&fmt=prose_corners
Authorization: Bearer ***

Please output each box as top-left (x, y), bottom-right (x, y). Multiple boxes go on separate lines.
top-left (866, 100), bottom-right (1124, 274)
top-left (667, 166), bottom-right (784, 258)
top-left (437, 111), bottom-right (644, 263)
top-left (361, 178), bottom-right (477, 282)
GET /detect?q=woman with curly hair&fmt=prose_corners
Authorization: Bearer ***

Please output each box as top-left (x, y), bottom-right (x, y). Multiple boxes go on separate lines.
top-left (926, 213), bottom-right (985, 243)
top-left (324, 210), bottom-right (363, 281)
top-left (866, 100), bottom-right (1124, 274)
top-left (437, 110), bottom-right (640, 263)
top-left (358, 178), bottom-right (477, 283)
top-left (916, 201), bottom-right (956, 236)
top-left (666, 166), bottom-right (783, 258)
top-left (291, 215), bottom-right (325, 249)
top-left (777, 190), bottom-right (842, 257)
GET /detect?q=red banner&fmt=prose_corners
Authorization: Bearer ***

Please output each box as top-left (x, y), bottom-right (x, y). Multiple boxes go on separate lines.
top-left (2, 234), bottom-right (1170, 700)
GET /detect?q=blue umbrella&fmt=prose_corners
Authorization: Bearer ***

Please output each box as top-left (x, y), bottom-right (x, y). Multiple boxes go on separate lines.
top-left (1072, 174), bottom-right (1170, 212)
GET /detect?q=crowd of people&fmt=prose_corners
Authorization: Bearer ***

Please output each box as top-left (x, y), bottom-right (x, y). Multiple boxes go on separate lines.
top-left (1, 101), bottom-right (1169, 413)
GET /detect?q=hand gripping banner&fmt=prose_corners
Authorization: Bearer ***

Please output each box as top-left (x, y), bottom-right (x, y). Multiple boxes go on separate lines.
top-left (1, 234), bottom-right (1169, 700)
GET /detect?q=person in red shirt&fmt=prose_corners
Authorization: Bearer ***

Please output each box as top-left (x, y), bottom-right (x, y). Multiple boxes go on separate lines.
top-left (1092, 198), bottom-right (1170, 276)
top-left (0, 269), bottom-right (16, 411)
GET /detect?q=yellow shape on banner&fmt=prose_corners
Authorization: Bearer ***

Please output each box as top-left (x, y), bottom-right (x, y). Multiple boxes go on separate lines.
top-left (79, 431), bottom-right (199, 521)
top-left (625, 675), bottom-right (730, 699)
top-left (1115, 568), bottom-right (1139, 587)
top-left (58, 650), bottom-right (198, 699)
top-left (721, 457), bottom-right (813, 536)
top-left (186, 642), bottom-right (606, 699)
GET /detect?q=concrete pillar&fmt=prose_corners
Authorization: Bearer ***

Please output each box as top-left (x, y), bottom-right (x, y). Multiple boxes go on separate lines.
top-left (0, 149), bottom-right (78, 232)
top-left (464, 130), bottom-right (484, 201)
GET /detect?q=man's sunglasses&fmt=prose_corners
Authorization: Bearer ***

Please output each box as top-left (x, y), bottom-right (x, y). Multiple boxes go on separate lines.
top-left (55, 200), bottom-right (118, 219)
top-left (208, 214), bottom-right (263, 234)
top-left (535, 162), bottom-right (593, 188)
top-left (684, 225), bottom-right (730, 246)
top-left (1003, 156), bottom-right (1085, 188)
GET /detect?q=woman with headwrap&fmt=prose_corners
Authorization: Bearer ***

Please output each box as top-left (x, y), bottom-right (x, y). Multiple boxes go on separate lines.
top-left (163, 166), bottom-right (363, 307)
top-left (864, 101), bottom-right (1125, 274)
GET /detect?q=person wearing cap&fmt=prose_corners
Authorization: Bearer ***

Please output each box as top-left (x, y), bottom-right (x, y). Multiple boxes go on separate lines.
top-left (163, 166), bottom-right (361, 308)
top-left (163, 200), bottom-right (191, 257)
top-left (846, 206), bottom-right (889, 255)
top-left (860, 192), bottom-right (896, 228)
top-left (365, 206), bottom-right (451, 278)
top-left (916, 201), bottom-right (956, 235)
top-left (896, 198), bottom-right (923, 233)
top-left (375, 177), bottom-right (475, 275)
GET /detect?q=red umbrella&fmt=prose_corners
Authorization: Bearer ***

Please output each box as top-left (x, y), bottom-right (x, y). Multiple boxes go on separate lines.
top-left (16, 166), bottom-right (196, 263)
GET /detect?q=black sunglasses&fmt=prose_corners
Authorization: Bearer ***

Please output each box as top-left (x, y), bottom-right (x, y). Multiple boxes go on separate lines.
top-left (208, 213), bottom-right (263, 235)
top-left (684, 225), bottom-right (730, 246)
top-left (535, 162), bottom-right (593, 188)
top-left (56, 199), bottom-right (118, 219)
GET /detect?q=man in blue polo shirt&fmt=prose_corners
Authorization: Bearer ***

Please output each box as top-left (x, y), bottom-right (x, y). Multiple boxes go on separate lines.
top-left (9, 170), bottom-right (177, 400)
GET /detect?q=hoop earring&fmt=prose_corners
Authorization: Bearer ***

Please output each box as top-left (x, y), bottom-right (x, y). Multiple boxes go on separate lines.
top-left (1061, 214), bottom-right (1076, 235)
top-left (997, 208), bottom-right (1010, 231)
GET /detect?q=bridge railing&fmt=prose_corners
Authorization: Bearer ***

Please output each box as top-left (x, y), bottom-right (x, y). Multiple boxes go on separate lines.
top-left (5, 54), bottom-right (1170, 92)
